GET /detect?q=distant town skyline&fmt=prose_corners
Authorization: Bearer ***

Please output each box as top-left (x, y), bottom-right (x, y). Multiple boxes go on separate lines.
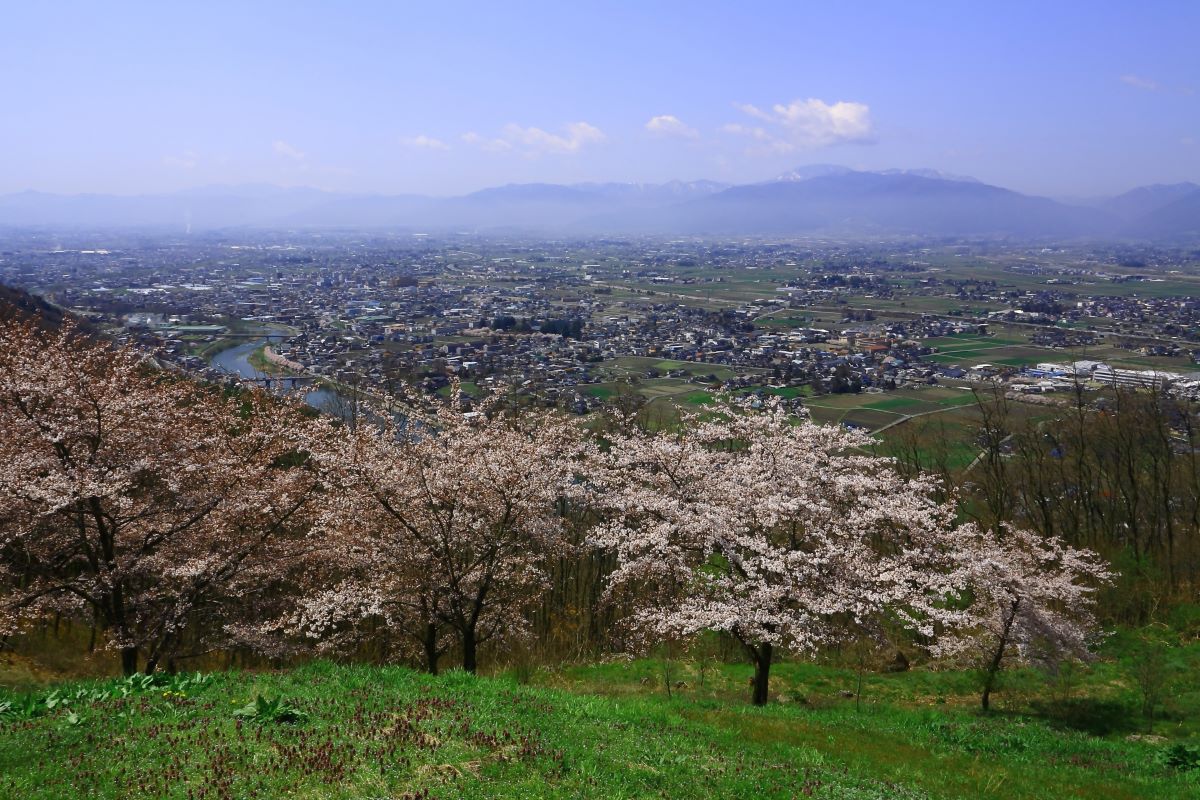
top-left (3, 1), bottom-right (1197, 199)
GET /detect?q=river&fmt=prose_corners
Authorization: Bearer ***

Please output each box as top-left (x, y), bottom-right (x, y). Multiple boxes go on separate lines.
top-left (210, 337), bottom-right (339, 412)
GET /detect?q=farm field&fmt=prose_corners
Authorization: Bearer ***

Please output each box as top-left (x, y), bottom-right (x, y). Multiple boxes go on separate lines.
top-left (599, 356), bottom-right (752, 381)
top-left (922, 334), bottom-right (1048, 368)
top-left (803, 386), bottom-right (979, 429)
top-left (919, 333), bottom-right (1197, 373)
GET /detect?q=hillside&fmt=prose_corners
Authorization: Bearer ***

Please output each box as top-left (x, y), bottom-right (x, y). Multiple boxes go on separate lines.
top-left (0, 284), bottom-right (71, 329)
top-left (1100, 182), bottom-right (1200, 222)
top-left (1125, 189), bottom-right (1200, 240)
top-left (2, 656), bottom-right (1197, 800)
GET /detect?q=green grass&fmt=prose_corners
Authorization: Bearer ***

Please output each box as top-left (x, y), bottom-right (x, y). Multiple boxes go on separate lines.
top-left (584, 384), bottom-right (616, 399)
top-left (936, 393), bottom-right (978, 408)
top-left (436, 381), bottom-right (481, 398)
top-left (681, 391), bottom-right (715, 406)
top-left (865, 396), bottom-right (928, 412)
top-left (603, 356), bottom-right (745, 381)
top-left (925, 347), bottom-right (1049, 367)
top-left (2, 657), bottom-right (1198, 799)
top-left (245, 345), bottom-right (292, 376)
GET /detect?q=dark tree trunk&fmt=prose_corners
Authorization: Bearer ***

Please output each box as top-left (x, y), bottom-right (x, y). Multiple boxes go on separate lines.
top-left (981, 599), bottom-right (1021, 712)
top-left (144, 632), bottom-right (176, 675)
top-left (462, 626), bottom-right (477, 673)
top-left (423, 622), bottom-right (441, 676)
top-left (981, 671), bottom-right (996, 712)
top-left (121, 646), bottom-right (139, 676)
top-left (751, 643), bottom-right (773, 706)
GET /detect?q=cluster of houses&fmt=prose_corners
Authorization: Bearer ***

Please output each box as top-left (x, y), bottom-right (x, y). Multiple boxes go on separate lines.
top-left (5, 233), bottom-right (1200, 414)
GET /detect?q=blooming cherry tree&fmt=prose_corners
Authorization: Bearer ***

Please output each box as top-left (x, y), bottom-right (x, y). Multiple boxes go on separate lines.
top-left (594, 403), bottom-right (1001, 705)
top-left (303, 388), bottom-right (590, 673)
top-left (935, 524), bottom-right (1113, 711)
top-left (0, 322), bottom-right (331, 673)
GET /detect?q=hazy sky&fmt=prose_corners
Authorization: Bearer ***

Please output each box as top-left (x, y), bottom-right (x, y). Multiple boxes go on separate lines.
top-left (3, 1), bottom-right (1197, 198)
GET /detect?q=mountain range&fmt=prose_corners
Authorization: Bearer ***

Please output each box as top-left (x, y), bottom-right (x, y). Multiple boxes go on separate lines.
top-left (1, 168), bottom-right (1197, 241)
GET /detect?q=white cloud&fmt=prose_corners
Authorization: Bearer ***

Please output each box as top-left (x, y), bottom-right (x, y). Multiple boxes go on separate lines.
top-left (462, 122), bottom-right (605, 156)
top-left (645, 114), bottom-right (699, 139)
top-left (1120, 74), bottom-right (1161, 92)
top-left (1183, 136), bottom-right (1197, 147)
top-left (272, 140), bottom-right (307, 161)
top-left (727, 98), bottom-right (874, 153)
top-left (461, 132), bottom-right (512, 152)
top-left (400, 135), bottom-right (450, 151)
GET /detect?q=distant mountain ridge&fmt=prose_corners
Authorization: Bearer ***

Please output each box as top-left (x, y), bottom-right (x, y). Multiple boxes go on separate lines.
top-left (1098, 182), bottom-right (1200, 221)
top-left (657, 171), bottom-right (1102, 238)
top-left (1, 169), bottom-right (1197, 241)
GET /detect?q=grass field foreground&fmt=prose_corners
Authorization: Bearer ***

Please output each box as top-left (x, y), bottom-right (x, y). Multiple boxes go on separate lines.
top-left (2, 655), bottom-right (1199, 800)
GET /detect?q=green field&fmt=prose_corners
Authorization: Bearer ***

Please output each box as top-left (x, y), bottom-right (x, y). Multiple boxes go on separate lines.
top-left (681, 390), bottom-right (715, 406)
top-left (864, 396), bottom-right (929, 412)
top-left (436, 381), bottom-right (482, 397)
top-left (763, 385), bottom-right (813, 399)
top-left (584, 384), bottom-right (616, 399)
top-left (805, 387), bottom-right (976, 423)
top-left (602, 356), bottom-right (746, 381)
top-left (3, 644), bottom-right (1198, 800)
top-left (921, 335), bottom-right (1048, 368)
top-left (922, 332), bottom-right (1196, 372)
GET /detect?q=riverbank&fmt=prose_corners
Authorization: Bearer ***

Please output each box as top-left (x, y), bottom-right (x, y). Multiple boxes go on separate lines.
top-left (192, 337), bottom-right (242, 360)
top-left (246, 344), bottom-right (304, 376)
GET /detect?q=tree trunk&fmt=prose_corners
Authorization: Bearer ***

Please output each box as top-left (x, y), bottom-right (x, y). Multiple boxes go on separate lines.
top-left (121, 646), bottom-right (139, 676)
top-left (751, 643), bottom-right (772, 706)
top-left (981, 599), bottom-right (1021, 712)
top-left (462, 625), bottom-right (477, 673)
top-left (981, 670), bottom-right (996, 712)
top-left (423, 622), bottom-right (441, 676)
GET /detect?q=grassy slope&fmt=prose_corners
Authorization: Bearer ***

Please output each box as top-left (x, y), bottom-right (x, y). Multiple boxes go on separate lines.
top-left (2, 658), bottom-right (1198, 800)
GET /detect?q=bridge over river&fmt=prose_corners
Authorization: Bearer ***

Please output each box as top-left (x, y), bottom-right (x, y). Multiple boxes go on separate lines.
top-left (238, 375), bottom-right (318, 389)
top-left (210, 338), bottom-right (336, 411)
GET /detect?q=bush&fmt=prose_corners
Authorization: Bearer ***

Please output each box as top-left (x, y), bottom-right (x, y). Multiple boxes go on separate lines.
top-left (1161, 743), bottom-right (1200, 772)
top-left (232, 694), bottom-right (309, 724)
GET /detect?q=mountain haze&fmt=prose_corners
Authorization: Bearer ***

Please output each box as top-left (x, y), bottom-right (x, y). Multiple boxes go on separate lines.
top-left (1098, 182), bottom-right (1199, 220)
top-left (0, 169), bottom-right (1195, 241)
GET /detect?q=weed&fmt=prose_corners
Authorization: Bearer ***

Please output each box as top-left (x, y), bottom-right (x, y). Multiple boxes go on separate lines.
top-left (232, 693), bottom-right (309, 724)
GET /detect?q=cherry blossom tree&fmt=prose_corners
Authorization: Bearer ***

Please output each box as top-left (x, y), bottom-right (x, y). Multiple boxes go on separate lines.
top-left (277, 424), bottom-right (456, 673)
top-left (592, 402), bottom-right (977, 705)
top-left (934, 524), bottom-right (1113, 711)
top-left (301, 388), bottom-right (591, 673)
top-left (0, 321), bottom-right (332, 674)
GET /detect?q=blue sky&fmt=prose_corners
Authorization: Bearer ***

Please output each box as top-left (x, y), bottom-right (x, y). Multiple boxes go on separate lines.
top-left (3, 1), bottom-right (1197, 197)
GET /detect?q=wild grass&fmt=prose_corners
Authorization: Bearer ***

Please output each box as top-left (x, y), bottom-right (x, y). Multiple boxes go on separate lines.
top-left (3, 645), bottom-right (1199, 799)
